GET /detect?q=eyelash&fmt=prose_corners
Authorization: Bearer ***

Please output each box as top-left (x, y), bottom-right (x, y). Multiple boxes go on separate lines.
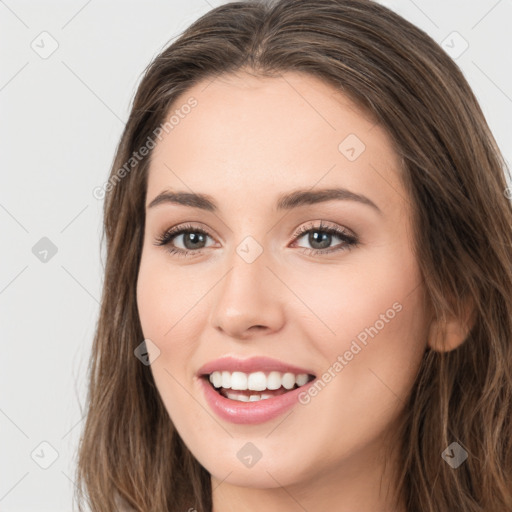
top-left (153, 220), bottom-right (359, 258)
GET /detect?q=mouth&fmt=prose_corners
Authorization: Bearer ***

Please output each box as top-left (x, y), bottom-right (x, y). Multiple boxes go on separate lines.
top-left (201, 370), bottom-right (316, 403)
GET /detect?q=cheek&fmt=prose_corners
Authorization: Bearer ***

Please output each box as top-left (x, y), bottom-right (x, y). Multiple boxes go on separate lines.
top-left (287, 264), bottom-right (427, 469)
top-left (136, 251), bottom-right (214, 382)
top-left (136, 255), bottom-right (204, 421)
top-left (136, 252), bottom-right (201, 347)
top-left (136, 259), bottom-right (193, 412)
top-left (293, 243), bottom-right (428, 408)
top-left (293, 247), bottom-right (424, 347)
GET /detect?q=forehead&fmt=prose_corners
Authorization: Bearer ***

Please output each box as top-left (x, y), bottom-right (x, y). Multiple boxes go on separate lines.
top-left (146, 71), bottom-right (405, 218)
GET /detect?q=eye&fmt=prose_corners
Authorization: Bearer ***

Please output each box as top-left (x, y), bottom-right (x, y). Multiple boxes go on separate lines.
top-left (153, 220), bottom-right (359, 258)
top-left (153, 223), bottom-right (215, 258)
top-left (290, 220), bottom-right (359, 255)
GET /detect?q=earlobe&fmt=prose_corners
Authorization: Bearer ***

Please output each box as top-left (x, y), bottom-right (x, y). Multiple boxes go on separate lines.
top-left (427, 298), bottom-right (476, 352)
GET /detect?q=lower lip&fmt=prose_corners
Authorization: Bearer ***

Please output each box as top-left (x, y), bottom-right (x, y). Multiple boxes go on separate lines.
top-left (199, 377), bottom-right (314, 425)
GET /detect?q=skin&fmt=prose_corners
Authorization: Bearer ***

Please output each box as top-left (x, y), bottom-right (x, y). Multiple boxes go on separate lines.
top-left (136, 71), bottom-right (467, 512)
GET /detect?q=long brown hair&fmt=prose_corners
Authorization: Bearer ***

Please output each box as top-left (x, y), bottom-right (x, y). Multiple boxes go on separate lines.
top-left (74, 1), bottom-right (512, 510)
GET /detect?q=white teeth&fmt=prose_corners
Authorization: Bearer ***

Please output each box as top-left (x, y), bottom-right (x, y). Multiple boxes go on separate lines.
top-left (296, 373), bottom-right (309, 386)
top-left (231, 371), bottom-right (247, 390)
top-left (221, 371), bottom-right (231, 389)
top-left (225, 391), bottom-right (272, 402)
top-left (282, 372), bottom-right (296, 390)
top-left (225, 392), bottom-right (249, 402)
top-left (247, 371), bottom-right (267, 391)
top-left (208, 370), bottom-right (311, 392)
top-left (211, 371), bottom-right (222, 388)
top-left (267, 371), bottom-right (282, 390)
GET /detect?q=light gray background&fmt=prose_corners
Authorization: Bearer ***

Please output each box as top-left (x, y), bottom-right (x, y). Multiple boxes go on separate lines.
top-left (1, 1), bottom-right (511, 510)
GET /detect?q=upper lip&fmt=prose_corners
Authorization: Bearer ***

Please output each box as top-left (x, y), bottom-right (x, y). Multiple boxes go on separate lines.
top-left (197, 356), bottom-right (316, 377)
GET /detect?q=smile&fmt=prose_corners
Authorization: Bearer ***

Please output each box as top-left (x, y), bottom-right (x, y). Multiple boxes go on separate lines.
top-left (197, 356), bottom-right (317, 424)
top-left (207, 370), bottom-right (314, 402)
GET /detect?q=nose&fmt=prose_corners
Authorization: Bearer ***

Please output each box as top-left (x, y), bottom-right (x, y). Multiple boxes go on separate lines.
top-left (209, 248), bottom-right (286, 340)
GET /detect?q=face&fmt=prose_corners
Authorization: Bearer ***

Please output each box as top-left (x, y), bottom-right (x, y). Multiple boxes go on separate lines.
top-left (136, 71), bottom-right (430, 492)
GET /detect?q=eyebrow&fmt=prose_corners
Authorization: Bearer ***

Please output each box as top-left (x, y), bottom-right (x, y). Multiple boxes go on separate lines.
top-left (147, 187), bottom-right (382, 215)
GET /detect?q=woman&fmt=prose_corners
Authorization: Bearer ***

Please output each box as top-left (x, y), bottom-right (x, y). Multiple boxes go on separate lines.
top-left (75, 1), bottom-right (512, 511)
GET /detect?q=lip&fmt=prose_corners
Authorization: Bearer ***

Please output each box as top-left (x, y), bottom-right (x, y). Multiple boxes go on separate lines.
top-left (197, 356), bottom-right (315, 377)
top-left (199, 374), bottom-right (317, 425)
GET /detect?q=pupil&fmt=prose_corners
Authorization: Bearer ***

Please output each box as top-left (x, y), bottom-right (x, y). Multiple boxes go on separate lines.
top-left (182, 230), bottom-right (332, 251)
top-left (184, 232), bottom-right (206, 249)
top-left (309, 231), bottom-right (331, 249)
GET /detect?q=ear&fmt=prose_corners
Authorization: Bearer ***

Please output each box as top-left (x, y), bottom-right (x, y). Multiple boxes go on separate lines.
top-left (427, 297), bottom-right (476, 352)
